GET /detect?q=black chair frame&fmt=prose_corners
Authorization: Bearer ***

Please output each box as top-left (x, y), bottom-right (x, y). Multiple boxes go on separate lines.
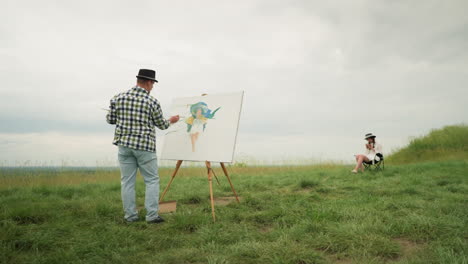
top-left (363, 153), bottom-right (384, 171)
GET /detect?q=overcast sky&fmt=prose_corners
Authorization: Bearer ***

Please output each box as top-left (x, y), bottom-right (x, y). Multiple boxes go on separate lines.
top-left (1, 0), bottom-right (467, 166)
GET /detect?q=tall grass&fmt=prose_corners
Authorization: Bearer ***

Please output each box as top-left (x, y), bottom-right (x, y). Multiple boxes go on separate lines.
top-left (388, 125), bottom-right (468, 164)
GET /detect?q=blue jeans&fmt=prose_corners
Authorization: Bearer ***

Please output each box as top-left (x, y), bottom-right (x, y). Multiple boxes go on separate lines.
top-left (118, 146), bottom-right (160, 222)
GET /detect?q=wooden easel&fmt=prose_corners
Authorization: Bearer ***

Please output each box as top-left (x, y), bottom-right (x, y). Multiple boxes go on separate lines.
top-left (160, 93), bottom-right (240, 221)
top-left (159, 160), bottom-right (240, 222)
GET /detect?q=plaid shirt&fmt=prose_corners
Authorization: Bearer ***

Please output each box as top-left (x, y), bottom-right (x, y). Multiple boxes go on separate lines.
top-left (106, 86), bottom-right (170, 152)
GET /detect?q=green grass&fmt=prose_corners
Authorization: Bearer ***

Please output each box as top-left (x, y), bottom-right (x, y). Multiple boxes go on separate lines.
top-left (1, 161), bottom-right (467, 264)
top-left (387, 125), bottom-right (468, 164)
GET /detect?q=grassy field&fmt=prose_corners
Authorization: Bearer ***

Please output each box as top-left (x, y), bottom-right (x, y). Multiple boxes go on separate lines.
top-left (1, 126), bottom-right (467, 264)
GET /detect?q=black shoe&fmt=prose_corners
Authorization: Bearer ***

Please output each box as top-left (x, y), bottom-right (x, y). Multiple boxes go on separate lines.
top-left (147, 216), bottom-right (165, 224)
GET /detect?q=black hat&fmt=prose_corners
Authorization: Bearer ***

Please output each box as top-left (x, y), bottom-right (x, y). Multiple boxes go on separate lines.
top-left (364, 133), bottom-right (376, 140)
top-left (136, 69), bottom-right (158, 82)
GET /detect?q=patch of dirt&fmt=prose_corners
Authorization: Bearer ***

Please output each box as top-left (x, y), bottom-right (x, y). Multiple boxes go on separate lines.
top-left (394, 238), bottom-right (421, 256)
top-left (276, 187), bottom-right (292, 194)
top-left (159, 200), bottom-right (177, 213)
top-left (214, 196), bottom-right (241, 205)
top-left (294, 189), bottom-right (312, 194)
top-left (323, 254), bottom-right (353, 264)
top-left (317, 238), bottom-right (424, 263)
top-left (388, 238), bottom-right (424, 262)
top-left (334, 259), bottom-right (353, 264)
top-left (258, 225), bottom-right (273, 233)
top-left (137, 200), bottom-right (177, 213)
top-left (316, 247), bottom-right (353, 264)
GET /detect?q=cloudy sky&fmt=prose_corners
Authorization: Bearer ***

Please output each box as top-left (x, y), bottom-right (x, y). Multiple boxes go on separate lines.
top-left (1, 0), bottom-right (467, 166)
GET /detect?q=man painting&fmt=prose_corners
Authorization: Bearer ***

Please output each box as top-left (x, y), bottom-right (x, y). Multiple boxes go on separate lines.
top-left (106, 69), bottom-right (179, 223)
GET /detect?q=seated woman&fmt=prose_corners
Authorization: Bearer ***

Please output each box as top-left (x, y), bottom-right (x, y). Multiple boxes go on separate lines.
top-left (352, 133), bottom-right (383, 173)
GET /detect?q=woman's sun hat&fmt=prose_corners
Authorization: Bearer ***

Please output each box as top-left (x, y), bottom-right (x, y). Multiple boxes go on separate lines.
top-left (364, 133), bottom-right (376, 140)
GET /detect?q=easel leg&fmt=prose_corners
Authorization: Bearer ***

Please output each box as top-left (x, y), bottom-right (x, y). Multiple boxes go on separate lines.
top-left (220, 162), bottom-right (240, 203)
top-left (212, 169), bottom-right (220, 185)
top-left (159, 160), bottom-right (183, 202)
top-left (205, 161), bottom-right (216, 222)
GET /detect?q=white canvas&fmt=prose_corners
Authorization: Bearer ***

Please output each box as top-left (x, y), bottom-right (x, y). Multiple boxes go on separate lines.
top-left (161, 92), bottom-right (244, 163)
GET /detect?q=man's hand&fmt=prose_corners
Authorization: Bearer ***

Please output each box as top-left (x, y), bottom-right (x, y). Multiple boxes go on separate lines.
top-left (169, 115), bottom-right (180, 124)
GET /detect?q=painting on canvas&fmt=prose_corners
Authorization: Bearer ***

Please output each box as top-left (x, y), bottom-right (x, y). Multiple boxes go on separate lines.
top-left (161, 92), bottom-right (244, 163)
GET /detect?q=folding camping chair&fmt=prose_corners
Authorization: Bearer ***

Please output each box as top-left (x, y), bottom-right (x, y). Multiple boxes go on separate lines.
top-left (363, 153), bottom-right (384, 171)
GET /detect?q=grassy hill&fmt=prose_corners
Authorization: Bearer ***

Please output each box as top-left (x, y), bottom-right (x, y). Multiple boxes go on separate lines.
top-left (387, 125), bottom-right (468, 164)
top-left (1, 125), bottom-right (467, 263)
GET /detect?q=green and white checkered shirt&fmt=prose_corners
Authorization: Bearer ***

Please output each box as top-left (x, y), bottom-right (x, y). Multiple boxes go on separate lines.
top-left (106, 86), bottom-right (170, 152)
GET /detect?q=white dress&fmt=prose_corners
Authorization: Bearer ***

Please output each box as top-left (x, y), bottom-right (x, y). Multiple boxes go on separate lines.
top-left (365, 143), bottom-right (383, 161)
top-left (190, 119), bottom-right (205, 134)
